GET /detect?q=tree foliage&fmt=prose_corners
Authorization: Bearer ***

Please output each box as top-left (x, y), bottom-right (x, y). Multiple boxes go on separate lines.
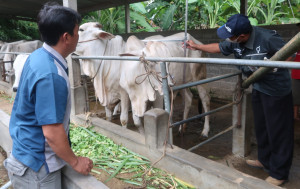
top-left (0, 18), bottom-right (39, 41)
top-left (0, 0), bottom-right (299, 41)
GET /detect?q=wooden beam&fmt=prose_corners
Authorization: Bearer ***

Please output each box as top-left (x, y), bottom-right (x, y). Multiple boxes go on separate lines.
top-left (240, 0), bottom-right (247, 15)
top-left (125, 3), bottom-right (131, 33)
top-left (63, 0), bottom-right (77, 11)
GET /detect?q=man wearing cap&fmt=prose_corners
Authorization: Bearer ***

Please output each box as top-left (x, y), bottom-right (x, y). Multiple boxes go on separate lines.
top-left (186, 14), bottom-right (293, 186)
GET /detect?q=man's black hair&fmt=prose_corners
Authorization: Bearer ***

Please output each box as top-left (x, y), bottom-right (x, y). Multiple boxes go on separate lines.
top-left (37, 2), bottom-right (82, 46)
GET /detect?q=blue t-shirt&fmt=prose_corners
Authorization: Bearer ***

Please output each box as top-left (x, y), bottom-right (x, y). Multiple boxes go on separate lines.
top-left (219, 26), bottom-right (291, 96)
top-left (9, 43), bottom-right (71, 173)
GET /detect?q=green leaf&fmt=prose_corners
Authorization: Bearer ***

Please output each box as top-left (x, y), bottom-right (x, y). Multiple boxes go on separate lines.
top-left (188, 0), bottom-right (198, 4)
top-left (105, 157), bottom-right (129, 183)
top-left (249, 17), bottom-right (259, 26)
top-left (161, 4), bottom-right (177, 30)
top-left (130, 11), bottom-right (155, 32)
top-left (130, 2), bottom-right (147, 14)
top-left (120, 179), bottom-right (143, 186)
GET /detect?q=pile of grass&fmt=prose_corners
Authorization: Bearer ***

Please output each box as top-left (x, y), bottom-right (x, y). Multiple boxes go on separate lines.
top-left (70, 124), bottom-right (195, 189)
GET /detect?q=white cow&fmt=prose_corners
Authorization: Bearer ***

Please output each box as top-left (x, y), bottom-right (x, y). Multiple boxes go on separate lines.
top-left (3, 40), bottom-right (42, 65)
top-left (0, 40), bottom-right (25, 81)
top-left (0, 40), bottom-right (42, 81)
top-left (12, 54), bottom-right (29, 92)
top-left (121, 34), bottom-right (211, 137)
top-left (75, 22), bottom-right (143, 132)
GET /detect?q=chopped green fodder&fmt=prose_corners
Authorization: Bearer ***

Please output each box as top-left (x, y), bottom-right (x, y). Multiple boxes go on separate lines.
top-left (70, 124), bottom-right (195, 188)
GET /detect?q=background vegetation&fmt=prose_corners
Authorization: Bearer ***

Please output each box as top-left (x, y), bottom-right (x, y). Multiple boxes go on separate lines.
top-left (0, 0), bottom-right (299, 41)
top-left (83, 0), bottom-right (299, 34)
top-left (0, 19), bottom-right (39, 41)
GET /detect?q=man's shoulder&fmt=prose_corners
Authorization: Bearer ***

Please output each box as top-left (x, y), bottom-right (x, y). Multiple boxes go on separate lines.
top-left (254, 26), bottom-right (281, 39)
top-left (26, 48), bottom-right (58, 77)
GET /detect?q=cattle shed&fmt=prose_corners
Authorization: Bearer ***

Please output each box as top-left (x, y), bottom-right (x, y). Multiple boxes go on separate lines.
top-left (0, 0), bottom-right (143, 20)
top-left (0, 1), bottom-right (300, 189)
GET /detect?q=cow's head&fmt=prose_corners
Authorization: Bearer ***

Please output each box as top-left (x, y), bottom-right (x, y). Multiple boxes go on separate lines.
top-left (75, 22), bottom-right (115, 55)
top-left (75, 22), bottom-right (116, 78)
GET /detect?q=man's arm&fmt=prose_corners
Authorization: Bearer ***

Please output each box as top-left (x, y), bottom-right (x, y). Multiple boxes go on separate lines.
top-left (185, 40), bottom-right (221, 53)
top-left (43, 123), bottom-right (93, 175)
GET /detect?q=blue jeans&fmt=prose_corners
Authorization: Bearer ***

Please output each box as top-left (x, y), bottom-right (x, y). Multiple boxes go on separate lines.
top-left (4, 154), bottom-right (62, 189)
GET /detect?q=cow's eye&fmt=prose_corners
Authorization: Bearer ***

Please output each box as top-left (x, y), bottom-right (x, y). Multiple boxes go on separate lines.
top-left (79, 28), bottom-right (84, 32)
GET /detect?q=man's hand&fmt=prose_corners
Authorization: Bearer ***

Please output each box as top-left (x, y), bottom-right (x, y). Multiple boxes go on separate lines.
top-left (43, 123), bottom-right (93, 175)
top-left (183, 40), bottom-right (197, 50)
top-left (71, 156), bottom-right (93, 175)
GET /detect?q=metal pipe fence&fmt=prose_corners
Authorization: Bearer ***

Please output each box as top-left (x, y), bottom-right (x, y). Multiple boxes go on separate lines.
top-left (71, 54), bottom-right (299, 149)
top-left (0, 52), bottom-right (30, 55)
top-left (71, 55), bottom-right (300, 69)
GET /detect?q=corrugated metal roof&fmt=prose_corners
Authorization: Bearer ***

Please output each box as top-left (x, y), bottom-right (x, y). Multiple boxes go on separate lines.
top-left (0, 0), bottom-right (143, 21)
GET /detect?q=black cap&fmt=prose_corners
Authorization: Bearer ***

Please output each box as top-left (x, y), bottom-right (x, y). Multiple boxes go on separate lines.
top-left (217, 14), bottom-right (252, 39)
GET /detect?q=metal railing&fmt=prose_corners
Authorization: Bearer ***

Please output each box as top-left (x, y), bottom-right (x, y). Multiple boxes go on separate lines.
top-left (72, 54), bottom-right (300, 149)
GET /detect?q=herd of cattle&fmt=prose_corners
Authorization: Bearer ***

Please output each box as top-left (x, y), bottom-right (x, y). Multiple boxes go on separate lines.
top-left (0, 22), bottom-right (211, 137)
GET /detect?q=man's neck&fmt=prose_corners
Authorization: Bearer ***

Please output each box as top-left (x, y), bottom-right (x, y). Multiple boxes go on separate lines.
top-left (51, 45), bottom-right (68, 58)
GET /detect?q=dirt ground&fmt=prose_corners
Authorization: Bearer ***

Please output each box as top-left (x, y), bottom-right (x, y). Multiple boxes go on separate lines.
top-left (171, 96), bottom-right (300, 189)
top-left (1, 92), bottom-right (300, 188)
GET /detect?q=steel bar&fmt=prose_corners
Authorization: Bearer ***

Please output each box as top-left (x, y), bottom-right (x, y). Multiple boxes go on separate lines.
top-left (183, 0), bottom-right (188, 58)
top-left (188, 125), bottom-right (235, 152)
top-left (0, 52), bottom-right (30, 55)
top-left (171, 102), bottom-right (235, 128)
top-left (172, 72), bottom-right (241, 91)
top-left (160, 62), bottom-right (173, 144)
top-left (0, 61), bottom-right (14, 64)
top-left (0, 181), bottom-right (11, 189)
top-left (71, 55), bottom-right (300, 69)
top-left (142, 39), bottom-right (184, 42)
top-left (242, 32), bottom-right (300, 88)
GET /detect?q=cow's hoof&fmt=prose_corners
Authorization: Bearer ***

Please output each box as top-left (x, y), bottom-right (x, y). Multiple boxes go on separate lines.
top-left (200, 133), bottom-right (208, 139)
top-left (138, 127), bottom-right (145, 135)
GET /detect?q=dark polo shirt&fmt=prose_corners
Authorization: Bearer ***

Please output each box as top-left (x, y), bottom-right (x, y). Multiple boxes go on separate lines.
top-left (219, 26), bottom-right (291, 96)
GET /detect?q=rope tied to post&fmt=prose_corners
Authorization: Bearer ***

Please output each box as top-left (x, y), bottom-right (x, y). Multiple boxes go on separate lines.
top-left (135, 53), bottom-right (164, 91)
top-left (233, 83), bottom-right (245, 105)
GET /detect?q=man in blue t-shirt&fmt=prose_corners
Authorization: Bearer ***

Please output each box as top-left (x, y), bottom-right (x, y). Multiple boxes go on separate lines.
top-left (4, 2), bottom-right (93, 188)
top-left (186, 14), bottom-right (293, 186)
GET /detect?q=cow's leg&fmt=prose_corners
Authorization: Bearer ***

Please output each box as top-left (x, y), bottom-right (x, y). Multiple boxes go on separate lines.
top-left (120, 92), bottom-right (129, 128)
top-left (133, 115), bottom-right (144, 135)
top-left (196, 85), bottom-right (210, 137)
top-left (179, 89), bottom-right (193, 133)
top-left (113, 102), bottom-right (121, 116)
top-left (105, 107), bottom-right (113, 121)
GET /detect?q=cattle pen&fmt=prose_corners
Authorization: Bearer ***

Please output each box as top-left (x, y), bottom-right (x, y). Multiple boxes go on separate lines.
top-left (1, 34), bottom-right (300, 188)
top-left (0, 33), bottom-right (299, 189)
top-left (59, 32), bottom-right (300, 188)
top-left (0, 0), bottom-right (299, 188)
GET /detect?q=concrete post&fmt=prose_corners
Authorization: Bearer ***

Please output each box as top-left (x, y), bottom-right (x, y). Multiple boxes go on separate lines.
top-left (0, 60), bottom-right (3, 81)
top-left (153, 93), bottom-right (164, 109)
top-left (144, 108), bottom-right (169, 149)
top-left (0, 109), bottom-right (12, 157)
top-left (8, 73), bottom-right (15, 87)
top-left (67, 56), bottom-right (87, 116)
top-left (232, 92), bottom-right (253, 157)
top-left (63, 0), bottom-right (77, 11)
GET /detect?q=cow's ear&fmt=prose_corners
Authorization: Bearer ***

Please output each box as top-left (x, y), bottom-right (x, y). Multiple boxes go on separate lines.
top-left (98, 31), bottom-right (115, 40)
